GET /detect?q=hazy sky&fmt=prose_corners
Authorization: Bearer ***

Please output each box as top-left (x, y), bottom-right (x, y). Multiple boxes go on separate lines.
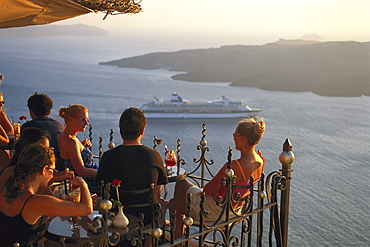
top-left (58, 0), bottom-right (369, 47)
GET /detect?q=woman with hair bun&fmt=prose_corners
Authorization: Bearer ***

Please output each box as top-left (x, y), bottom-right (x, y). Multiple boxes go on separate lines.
top-left (0, 144), bottom-right (92, 246)
top-left (169, 117), bottom-right (266, 238)
top-left (58, 104), bottom-right (99, 194)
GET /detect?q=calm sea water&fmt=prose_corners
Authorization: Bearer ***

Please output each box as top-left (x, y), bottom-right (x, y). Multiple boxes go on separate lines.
top-left (1, 36), bottom-right (369, 246)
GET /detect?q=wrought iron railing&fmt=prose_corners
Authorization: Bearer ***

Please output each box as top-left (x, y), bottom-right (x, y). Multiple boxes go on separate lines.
top-left (88, 123), bottom-right (294, 247)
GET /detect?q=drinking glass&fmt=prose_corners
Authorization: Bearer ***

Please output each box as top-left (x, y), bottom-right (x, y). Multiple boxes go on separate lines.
top-left (165, 150), bottom-right (177, 175)
top-left (67, 190), bottom-right (81, 231)
top-left (13, 123), bottom-right (20, 137)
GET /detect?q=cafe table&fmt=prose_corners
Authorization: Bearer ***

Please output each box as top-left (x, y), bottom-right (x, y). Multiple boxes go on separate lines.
top-left (166, 166), bottom-right (186, 183)
top-left (45, 212), bottom-right (140, 246)
top-left (162, 166), bottom-right (186, 199)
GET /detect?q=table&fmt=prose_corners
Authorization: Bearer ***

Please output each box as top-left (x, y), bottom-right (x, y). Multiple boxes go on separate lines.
top-left (45, 213), bottom-right (140, 246)
top-left (166, 166), bottom-right (186, 183)
top-left (163, 166), bottom-right (186, 199)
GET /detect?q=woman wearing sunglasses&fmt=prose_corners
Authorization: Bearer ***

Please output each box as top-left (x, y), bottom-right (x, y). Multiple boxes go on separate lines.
top-left (0, 144), bottom-right (92, 246)
top-left (58, 104), bottom-right (99, 194)
top-left (170, 117), bottom-right (266, 238)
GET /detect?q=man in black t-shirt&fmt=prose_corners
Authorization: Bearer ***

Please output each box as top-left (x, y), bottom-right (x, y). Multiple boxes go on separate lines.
top-left (97, 107), bottom-right (168, 225)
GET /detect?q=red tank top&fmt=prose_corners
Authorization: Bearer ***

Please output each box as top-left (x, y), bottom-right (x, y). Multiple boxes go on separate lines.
top-left (212, 159), bottom-right (263, 204)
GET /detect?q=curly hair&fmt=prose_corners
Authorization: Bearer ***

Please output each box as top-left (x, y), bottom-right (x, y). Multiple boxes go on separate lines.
top-left (58, 104), bottom-right (87, 122)
top-left (4, 144), bottom-right (55, 203)
top-left (235, 117), bottom-right (265, 146)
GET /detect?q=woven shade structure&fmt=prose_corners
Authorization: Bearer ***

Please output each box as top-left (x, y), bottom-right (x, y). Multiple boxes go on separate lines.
top-left (0, 0), bottom-right (142, 28)
top-left (71, 0), bottom-right (141, 16)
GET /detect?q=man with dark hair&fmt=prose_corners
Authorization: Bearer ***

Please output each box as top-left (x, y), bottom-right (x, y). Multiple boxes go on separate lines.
top-left (97, 107), bottom-right (168, 225)
top-left (21, 93), bottom-right (64, 170)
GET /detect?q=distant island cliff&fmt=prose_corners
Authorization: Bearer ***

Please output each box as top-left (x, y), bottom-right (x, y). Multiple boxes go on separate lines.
top-left (100, 39), bottom-right (370, 97)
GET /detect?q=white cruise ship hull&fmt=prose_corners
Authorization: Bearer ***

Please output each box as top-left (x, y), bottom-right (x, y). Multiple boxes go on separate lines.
top-left (144, 111), bottom-right (261, 119)
top-left (140, 93), bottom-right (262, 119)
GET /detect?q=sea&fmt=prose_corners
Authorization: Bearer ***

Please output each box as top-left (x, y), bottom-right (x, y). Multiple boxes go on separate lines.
top-left (0, 35), bottom-right (369, 246)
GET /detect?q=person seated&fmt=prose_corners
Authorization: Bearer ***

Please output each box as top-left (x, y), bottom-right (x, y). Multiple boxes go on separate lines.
top-left (8, 127), bottom-right (51, 167)
top-left (58, 104), bottom-right (99, 194)
top-left (21, 93), bottom-right (64, 170)
top-left (97, 107), bottom-right (168, 226)
top-left (0, 144), bottom-right (92, 246)
top-left (169, 117), bottom-right (265, 238)
top-left (0, 92), bottom-right (14, 136)
top-left (0, 129), bottom-right (73, 197)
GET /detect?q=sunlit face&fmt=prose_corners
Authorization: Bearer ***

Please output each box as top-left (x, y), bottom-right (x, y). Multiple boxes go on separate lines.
top-left (45, 163), bottom-right (57, 182)
top-left (43, 155), bottom-right (57, 185)
top-left (233, 131), bottom-right (243, 150)
top-left (72, 110), bottom-right (89, 132)
top-left (36, 137), bottom-right (50, 148)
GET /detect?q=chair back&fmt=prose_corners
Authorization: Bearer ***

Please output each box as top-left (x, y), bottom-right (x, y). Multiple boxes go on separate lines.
top-left (119, 183), bottom-right (160, 228)
top-left (120, 183), bottom-right (166, 246)
top-left (120, 183), bottom-right (155, 208)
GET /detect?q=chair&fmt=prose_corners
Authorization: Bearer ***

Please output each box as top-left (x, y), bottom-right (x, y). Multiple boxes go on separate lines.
top-left (120, 183), bottom-right (156, 225)
top-left (119, 183), bottom-right (166, 246)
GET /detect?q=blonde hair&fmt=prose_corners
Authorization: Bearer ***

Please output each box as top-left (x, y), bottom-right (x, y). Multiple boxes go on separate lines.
top-left (235, 117), bottom-right (265, 146)
top-left (59, 104), bottom-right (87, 122)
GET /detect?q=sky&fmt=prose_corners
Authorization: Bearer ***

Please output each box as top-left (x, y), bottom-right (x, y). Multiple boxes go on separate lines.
top-left (57, 0), bottom-right (369, 48)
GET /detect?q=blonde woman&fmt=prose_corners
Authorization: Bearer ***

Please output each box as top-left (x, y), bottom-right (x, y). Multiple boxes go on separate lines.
top-left (0, 144), bottom-right (92, 246)
top-left (58, 104), bottom-right (99, 194)
top-left (169, 117), bottom-right (265, 238)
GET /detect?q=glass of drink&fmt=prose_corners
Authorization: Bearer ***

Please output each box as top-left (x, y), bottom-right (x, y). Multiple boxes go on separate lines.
top-left (165, 150), bottom-right (177, 175)
top-left (67, 189), bottom-right (81, 231)
top-left (13, 123), bottom-right (20, 137)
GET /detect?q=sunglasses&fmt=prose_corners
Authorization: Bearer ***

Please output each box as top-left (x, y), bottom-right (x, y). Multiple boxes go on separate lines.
top-left (79, 117), bottom-right (90, 123)
top-left (0, 101), bottom-right (5, 105)
top-left (233, 132), bottom-right (241, 138)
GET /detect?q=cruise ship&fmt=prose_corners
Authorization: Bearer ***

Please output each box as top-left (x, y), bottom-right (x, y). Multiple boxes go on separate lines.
top-left (140, 93), bottom-right (262, 119)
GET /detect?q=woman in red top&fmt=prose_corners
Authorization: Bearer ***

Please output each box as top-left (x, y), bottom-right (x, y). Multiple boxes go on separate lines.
top-left (169, 117), bottom-right (265, 238)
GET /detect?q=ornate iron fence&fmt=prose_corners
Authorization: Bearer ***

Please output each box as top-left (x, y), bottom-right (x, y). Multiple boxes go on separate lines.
top-left (89, 122), bottom-right (294, 247)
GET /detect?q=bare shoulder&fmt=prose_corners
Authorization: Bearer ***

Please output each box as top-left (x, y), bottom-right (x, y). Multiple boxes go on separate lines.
top-left (60, 135), bottom-right (81, 151)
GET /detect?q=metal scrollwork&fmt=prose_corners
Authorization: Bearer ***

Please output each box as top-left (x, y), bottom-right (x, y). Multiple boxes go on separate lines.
top-left (89, 125), bottom-right (93, 151)
top-left (96, 182), bottom-right (120, 247)
top-left (175, 138), bottom-right (186, 175)
top-left (188, 123), bottom-right (215, 188)
top-left (108, 129), bottom-right (115, 149)
top-left (130, 213), bottom-right (145, 247)
top-left (98, 137), bottom-right (103, 160)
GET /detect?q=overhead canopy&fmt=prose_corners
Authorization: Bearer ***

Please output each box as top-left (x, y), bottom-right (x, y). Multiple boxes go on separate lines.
top-left (0, 0), bottom-right (142, 29)
top-left (0, 0), bottom-right (93, 28)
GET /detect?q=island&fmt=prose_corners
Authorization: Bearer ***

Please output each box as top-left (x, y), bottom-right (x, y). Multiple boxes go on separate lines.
top-left (100, 39), bottom-right (370, 97)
